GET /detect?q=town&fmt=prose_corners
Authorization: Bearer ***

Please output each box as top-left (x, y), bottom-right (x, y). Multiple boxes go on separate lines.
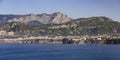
top-left (0, 30), bottom-right (120, 44)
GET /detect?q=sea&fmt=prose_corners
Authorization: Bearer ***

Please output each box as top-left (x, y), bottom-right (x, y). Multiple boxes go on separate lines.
top-left (0, 44), bottom-right (120, 60)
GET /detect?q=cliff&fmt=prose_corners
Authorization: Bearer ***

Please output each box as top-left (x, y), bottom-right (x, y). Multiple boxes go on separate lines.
top-left (0, 12), bottom-right (120, 37)
top-left (0, 12), bottom-right (72, 24)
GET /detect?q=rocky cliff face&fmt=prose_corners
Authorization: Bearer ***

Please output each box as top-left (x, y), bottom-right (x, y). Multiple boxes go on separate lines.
top-left (0, 12), bottom-right (71, 24)
top-left (51, 12), bottom-right (71, 24)
top-left (0, 16), bottom-right (120, 36)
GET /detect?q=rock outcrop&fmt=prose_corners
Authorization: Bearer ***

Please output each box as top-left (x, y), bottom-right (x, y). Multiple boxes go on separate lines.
top-left (0, 12), bottom-right (72, 24)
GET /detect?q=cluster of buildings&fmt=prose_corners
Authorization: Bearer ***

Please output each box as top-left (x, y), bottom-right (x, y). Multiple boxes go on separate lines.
top-left (0, 35), bottom-right (120, 44)
top-left (0, 30), bottom-right (120, 44)
top-left (0, 30), bottom-right (14, 37)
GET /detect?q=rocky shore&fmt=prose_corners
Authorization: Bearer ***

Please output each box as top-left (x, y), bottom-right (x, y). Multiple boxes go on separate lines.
top-left (0, 34), bottom-right (120, 44)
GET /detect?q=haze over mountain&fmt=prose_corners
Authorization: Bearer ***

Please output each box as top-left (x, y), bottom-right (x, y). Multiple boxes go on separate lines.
top-left (0, 0), bottom-right (120, 21)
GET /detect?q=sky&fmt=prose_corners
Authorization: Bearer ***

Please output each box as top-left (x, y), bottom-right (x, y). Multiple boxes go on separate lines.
top-left (0, 0), bottom-right (120, 21)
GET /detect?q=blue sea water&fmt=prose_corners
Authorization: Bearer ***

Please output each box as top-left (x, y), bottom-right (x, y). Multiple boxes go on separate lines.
top-left (0, 44), bottom-right (120, 60)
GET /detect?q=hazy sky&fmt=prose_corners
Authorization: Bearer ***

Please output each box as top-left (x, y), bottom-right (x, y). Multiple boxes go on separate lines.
top-left (0, 0), bottom-right (120, 21)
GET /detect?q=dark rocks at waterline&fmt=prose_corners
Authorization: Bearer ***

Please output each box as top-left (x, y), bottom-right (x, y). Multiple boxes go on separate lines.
top-left (62, 38), bottom-right (120, 44)
top-left (105, 38), bottom-right (120, 44)
top-left (62, 38), bottom-right (75, 44)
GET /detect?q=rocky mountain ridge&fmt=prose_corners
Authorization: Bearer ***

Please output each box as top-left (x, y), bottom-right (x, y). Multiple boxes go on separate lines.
top-left (0, 16), bottom-right (120, 37)
top-left (0, 12), bottom-right (72, 24)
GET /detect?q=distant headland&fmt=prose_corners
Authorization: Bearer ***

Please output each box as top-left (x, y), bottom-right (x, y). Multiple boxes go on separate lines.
top-left (0, 12), bottom-right (120, 44)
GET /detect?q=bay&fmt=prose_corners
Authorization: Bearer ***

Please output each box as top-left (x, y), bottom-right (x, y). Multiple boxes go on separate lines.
top-left (0, 44), bottom-right (120, 60)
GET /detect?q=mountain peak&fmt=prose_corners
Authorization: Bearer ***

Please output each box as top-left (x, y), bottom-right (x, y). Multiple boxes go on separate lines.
top-left (51, 12), bottom-right (71, 24)
top-left (0, 12), bottom-right (72, 24)
top-left (27, 13), bottom-right (36, 16)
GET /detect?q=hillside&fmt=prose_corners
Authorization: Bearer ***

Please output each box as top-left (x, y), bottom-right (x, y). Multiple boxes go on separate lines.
top-left (0, 12), bottom-right (72, 24)
top-left (0, 16), bottom-right (120, 37)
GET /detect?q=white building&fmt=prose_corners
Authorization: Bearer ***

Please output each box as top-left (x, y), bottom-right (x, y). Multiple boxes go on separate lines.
top-left (0, 30), bottom-right (7, 36)
top-left (8, 31), bottom-right (14, 36)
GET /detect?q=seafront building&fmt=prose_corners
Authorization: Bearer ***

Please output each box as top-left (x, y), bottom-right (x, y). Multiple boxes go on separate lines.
top-left (0, 30), bottom-right (120, 44)
top-left (0, 33), bottom-right (120, 44)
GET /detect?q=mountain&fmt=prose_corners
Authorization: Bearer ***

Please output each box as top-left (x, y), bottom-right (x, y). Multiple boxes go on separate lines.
top-left (27, 20), bottom-right (42, 26)
top-left (62, 16), bottom-right (120, 35)
top-left (0, 16), bottom-right (120, 37)
top-left (0, 12), bottom-right (72, 24)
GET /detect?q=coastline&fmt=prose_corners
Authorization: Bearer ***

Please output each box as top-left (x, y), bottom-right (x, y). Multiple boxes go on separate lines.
top-left (0, 35), bottom-right (120, 44)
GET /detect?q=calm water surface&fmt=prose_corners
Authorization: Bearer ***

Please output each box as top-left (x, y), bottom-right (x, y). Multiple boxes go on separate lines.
top-left (0, 44), bottom-right (120, 60)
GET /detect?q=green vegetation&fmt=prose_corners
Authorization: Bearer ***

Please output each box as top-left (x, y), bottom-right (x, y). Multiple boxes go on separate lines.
top-left (0, 16), bottom-right (120, 36)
